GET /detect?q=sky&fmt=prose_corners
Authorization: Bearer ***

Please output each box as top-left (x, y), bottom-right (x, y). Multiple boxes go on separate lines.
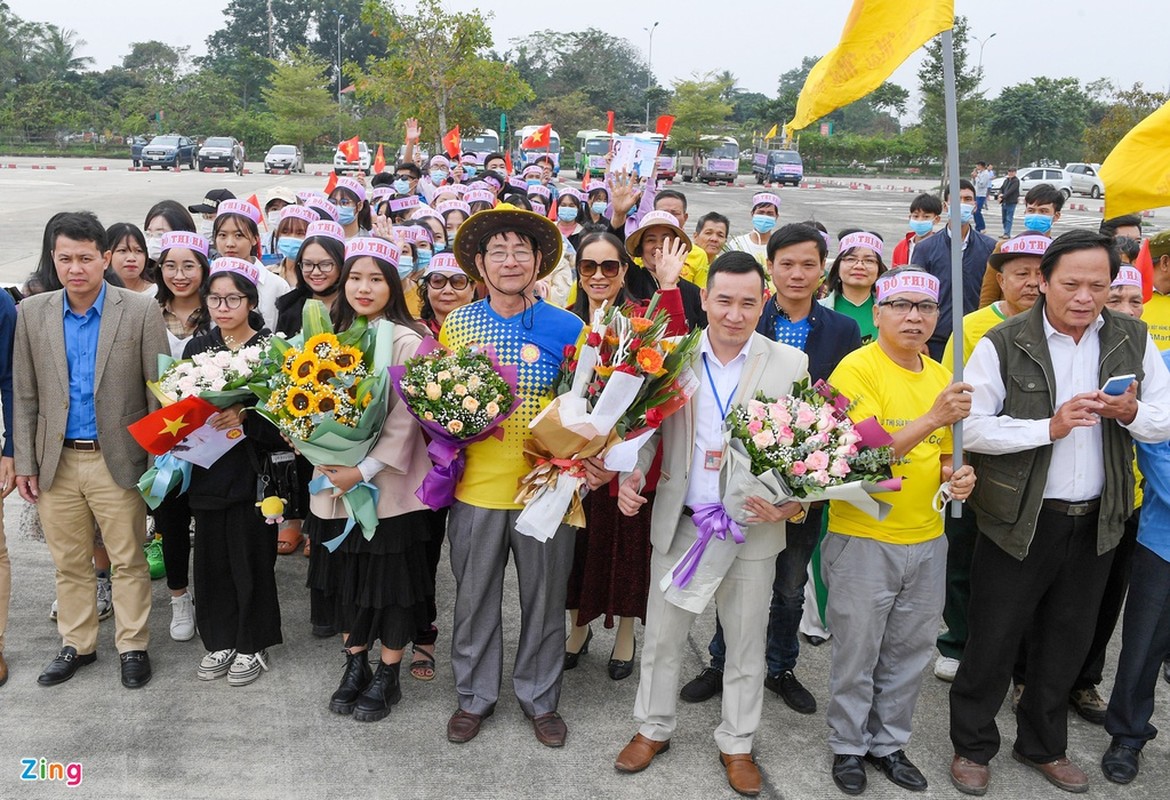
top-left (8, 0), bottom-right (1170, 114)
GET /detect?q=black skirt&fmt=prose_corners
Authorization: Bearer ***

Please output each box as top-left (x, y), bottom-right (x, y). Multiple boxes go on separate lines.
top-left (305, 509), bottom-right (434, 651)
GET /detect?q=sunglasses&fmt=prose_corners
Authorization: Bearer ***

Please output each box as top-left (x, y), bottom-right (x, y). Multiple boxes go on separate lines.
top-left (578, 259), bottom-right (623, 278)
top-left (426, 273), bottom-right (471, 291)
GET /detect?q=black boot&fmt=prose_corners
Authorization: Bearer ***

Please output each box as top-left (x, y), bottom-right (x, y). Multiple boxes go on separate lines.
top-left (353, 661), bottom-right (402, 723)
top-left (329, 650), bottom-right (373, 715)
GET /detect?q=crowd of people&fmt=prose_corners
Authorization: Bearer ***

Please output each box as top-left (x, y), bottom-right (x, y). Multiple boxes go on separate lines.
top-left (0, 124), bottom-right (1168, 797)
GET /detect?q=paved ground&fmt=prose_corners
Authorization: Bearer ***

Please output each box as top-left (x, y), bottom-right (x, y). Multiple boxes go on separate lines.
top-left (2, 156), bottom-right (1161, 286)
top-left (1, 495), bottom-right (1167, 799)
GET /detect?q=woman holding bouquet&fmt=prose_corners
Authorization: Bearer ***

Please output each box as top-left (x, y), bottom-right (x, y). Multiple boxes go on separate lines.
top-left (564, 231), bottom-right (688, 680)
top-left (308, 237), bottom-right (436, 722)
top-left (183, 257), bottom-right (285, 686)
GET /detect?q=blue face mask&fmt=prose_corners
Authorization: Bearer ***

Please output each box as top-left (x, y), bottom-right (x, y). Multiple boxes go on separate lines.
top-left (1024, 213), bottom-right (1053, 234)
top-left (908, 218), bottom-right (934, 236)
top-left (338, 206), bottom-right (356, 226)
top-left (433, 241), bottom-right (446, 253)
top-left (397, 257), bottom-right (414, 279)
top-left (276, 237), bottom-right (303, 261)
top-left (526, 178), bottom-right (540, 187)
top-left (591, 201), bottom-right (608, 216)
top-left (752, 214), bottom-right (776, 234)
top-left (416, 250), bottom-right (432, 269)
top-left (464, 166), bottom-right (477, 178)
top-left (393, 179), bottom-right (411, 195)
top-left (430, 170), bottom-right (447, 186)
top-left (557, 206), bottom-right (578, 223)
top-left (958, 203), bottom-right (974, 224)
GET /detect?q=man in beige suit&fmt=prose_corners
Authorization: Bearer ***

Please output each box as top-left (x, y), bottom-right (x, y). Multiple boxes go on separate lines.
top-left (14, 212), bottom-right (167, 689)
top-left (614, 252), bottom-right (810, 796)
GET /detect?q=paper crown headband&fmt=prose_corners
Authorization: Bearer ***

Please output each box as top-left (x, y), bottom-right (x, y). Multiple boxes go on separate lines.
top-left (279, 205), bottom-right (318, 226)
top-left (334, 176), bottom-right (366, 203)
top-left (345, 236), bottom-right (399, 266)
top-left (423, 252), bottom-right (465, 277)
top-left (838, 231), bottom-right (884, 258)
top-left (209, 257), bottom-right (260, 284)
top-left (1113, 265), bottom-right (1142, 288)
top-left (752, 192), bottom-right (782, 210)
top-left (466, 190), bottom-right (497, 206)
top-left (397, 225), bottom-right (434, 245)
top-left (215, 199), bottom-right (261, 224)
top-left (388, 195), bottom-right (421, 214)
top-left (159, 231), bottom-right (208, 258)
top-left (437, 200), bottom-right (472, 217)
top-left (875, 270), bottom-right (939, 303)
top-left (304, 220), bottom-right (345, 244)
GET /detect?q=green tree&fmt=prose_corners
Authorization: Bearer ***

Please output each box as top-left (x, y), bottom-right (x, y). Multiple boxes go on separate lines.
top-left (533, 90), bottom-right (603, 140)
top-left (358, 0), bottom-right (532, 139)
top-left (262, 48), bottom-right (337, 151)
top-left (987, 77), bottom-right (1090, 165)
top-left (917, 15), bottom-right (983, 156)
top-left (1083, 82), bottom-right (1169, 163)
top-left (33, 24), bottom-right (93, 81)
top-left (669, 73), bottom-right (734, 158)
top-left (308, 0), bottom-right (382, 96)
top-left (206, 0), bottom-right (312, 59)
top-left (122, 41), bottom-right (187, 84)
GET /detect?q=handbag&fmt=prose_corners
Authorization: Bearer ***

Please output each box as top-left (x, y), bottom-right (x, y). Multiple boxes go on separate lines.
top-left (247, 445), bottom-right (308, 520)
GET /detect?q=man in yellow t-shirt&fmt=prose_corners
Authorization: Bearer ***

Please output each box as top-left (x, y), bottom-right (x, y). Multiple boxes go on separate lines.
top-left (1143, 230), bottom-right (1170, 351)
top-left (822, 266), bottom-right (976, 795)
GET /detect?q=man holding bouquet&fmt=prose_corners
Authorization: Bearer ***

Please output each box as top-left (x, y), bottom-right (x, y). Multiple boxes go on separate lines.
top-left (822, 266), bottom-right (976, 795)
top-left (615, 252), bottom-right (810, 797)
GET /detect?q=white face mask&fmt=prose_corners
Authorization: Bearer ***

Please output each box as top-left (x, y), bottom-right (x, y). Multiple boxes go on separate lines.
top-left (266, 210), bottom-right (281, 229)
top-left (199, 219), bottom-right (215, 240)
top-left (145, 234), bottom-right (163, 261)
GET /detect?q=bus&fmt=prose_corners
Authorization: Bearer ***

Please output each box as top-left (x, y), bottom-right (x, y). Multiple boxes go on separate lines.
top-left (513, 125), bottom-right (562, 174)
top-left (573, 130), bottom-right (612, 179)
top-left (680, 135), bottom-right (740, 183)
top-left (626, 131), bottom-right (677, 181)
top-left (462, 129), bottom-right (500, 158)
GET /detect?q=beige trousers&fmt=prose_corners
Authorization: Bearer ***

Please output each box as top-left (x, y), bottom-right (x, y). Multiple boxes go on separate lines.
top-left (0, 495), bottom-right (9, 653)
top-left (39, 449), bottom-right (150, 654)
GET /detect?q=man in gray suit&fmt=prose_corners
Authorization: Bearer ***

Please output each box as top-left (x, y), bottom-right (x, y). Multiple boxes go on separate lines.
top-left (14, 212), bottom-right (167, 689)
top-left (614, 252), bottom-right (810, 797)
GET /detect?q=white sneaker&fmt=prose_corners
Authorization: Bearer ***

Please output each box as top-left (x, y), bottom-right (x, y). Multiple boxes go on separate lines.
top-left (170, 592), bottom-right (196, 642)
top-left (96, 574), bottom-right (114, 621)
top-left (49, 599), bottom-right (58, 622)
top-left (198, 649), bottom-right (237, 680)
top-left (227, 650), bottom-right (270, 687)
top-left (934, 655), bottom-right (960, 682)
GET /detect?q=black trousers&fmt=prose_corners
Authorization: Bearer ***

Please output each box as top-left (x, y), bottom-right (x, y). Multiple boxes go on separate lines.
top-left (154, 491), bottom-right (192, 591)
top-left (950, 508), bottom-right (1115, 763)
top-left (1104, 541), bottom-right (1170, 748)
top-left (193, 502), bottom-right (283, 654)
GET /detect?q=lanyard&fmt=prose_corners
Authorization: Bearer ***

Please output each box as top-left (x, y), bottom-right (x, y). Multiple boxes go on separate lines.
top-left (701, 353), bottom-right (737, 420)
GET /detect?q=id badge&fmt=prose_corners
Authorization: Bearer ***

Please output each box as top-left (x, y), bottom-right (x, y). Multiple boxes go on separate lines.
top-left (703, 450), bottom-right (723, 471)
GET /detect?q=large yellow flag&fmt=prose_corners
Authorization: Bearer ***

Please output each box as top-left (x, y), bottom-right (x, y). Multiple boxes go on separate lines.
top-left (787, 0), bottom-right (954, 135)
top-left (764, 124), bottom-right (779, 140)
top-left (1100, 100), bottom-right (1170, 219)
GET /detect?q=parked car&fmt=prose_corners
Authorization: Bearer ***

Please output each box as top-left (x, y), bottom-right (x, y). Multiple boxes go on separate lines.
top-left (265, 144), bottom-right (304, 173)
top-left (989, 166), bottom-right (1072, 201)
top-left (333, 141), bottom-right (371, 175)
top-left (128, 135), bottom-right (150, 167)
top-left (1064, 162), bottom-right (1105, 199)
top-left (198, 137), bottom-right (240, 171)
top-left (141, 134), bottom-right (197, 170)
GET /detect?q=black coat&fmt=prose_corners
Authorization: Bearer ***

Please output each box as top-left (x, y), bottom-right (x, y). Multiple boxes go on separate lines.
top-left (756, 298), bottom-right (862, 383)
top-left (625, 263), bottom-right (707, 330)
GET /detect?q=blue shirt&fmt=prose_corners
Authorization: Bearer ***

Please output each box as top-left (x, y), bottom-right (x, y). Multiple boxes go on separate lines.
top-left (774, 314), bottom-right (811, 351)
top-left (1135, 351), bottom-right (1170, 565)
top-left (63, 283), bottom-right (106, 439)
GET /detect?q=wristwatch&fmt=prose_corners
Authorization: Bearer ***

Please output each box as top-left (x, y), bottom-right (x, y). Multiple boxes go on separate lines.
top-left (788, 508), bottom-right (807, 524)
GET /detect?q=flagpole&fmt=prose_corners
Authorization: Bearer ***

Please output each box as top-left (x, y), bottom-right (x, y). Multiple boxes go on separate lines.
top-left (942, 27), bottom-right (964, 518)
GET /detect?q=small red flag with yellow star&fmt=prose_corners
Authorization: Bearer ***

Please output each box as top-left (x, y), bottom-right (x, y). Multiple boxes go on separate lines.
top-left (127, 396), bottom-right (219, 455)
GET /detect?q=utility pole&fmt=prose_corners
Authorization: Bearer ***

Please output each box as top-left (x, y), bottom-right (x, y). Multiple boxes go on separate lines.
top-left (337, 13), bottom-right (345, 142)
top-left (644, 21), bottom-right (659, 128)
top-left (266, 0), bottom-right (274, 58)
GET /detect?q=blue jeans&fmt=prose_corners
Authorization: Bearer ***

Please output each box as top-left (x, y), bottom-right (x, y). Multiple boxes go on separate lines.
top-left (1001, 202), bottom-right (1017, 237)
top-left (974, 196), bottom-right (987, 232)
top-left (708, 507), bottom-right (822, 676)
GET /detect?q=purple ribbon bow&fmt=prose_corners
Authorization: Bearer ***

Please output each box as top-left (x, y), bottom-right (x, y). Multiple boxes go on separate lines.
top-left (671, 503), bottom-right (745, 589)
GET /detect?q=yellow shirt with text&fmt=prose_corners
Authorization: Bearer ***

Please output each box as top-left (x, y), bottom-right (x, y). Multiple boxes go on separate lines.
top-left (1143, 292), bottom-right (1170, 351)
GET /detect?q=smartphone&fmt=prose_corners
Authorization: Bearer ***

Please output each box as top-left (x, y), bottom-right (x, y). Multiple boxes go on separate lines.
top-left (1101, 374), bottom-right (1136, 396)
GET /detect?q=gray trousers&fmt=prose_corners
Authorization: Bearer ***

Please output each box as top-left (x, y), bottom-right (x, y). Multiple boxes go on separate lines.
top-left (447, 501), bottom-right (576, 717)
top-left (635, 517), bottom-right (776, 754)
top-left (822, 532), bottom-right (947, 757)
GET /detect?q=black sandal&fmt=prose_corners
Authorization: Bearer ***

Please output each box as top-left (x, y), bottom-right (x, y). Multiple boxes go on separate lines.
top-left (410, 643), bottom-right (435, 681)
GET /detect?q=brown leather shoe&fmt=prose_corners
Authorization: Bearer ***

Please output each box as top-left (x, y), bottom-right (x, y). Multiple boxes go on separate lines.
top-left (528, 711), bottom-right (567, 747)
top-left (951, 754), bottom-right (990, 796)
top-left (720, 752), bottom-right (762, 797)
top-left (1012, 751), bottom-right (1089, 793)
top-left (446, 706), bottom-right (493, 744)
top-left (0, 652), bottom-right (7, 688)
top-left (615, 733), bottom-right (670, 773)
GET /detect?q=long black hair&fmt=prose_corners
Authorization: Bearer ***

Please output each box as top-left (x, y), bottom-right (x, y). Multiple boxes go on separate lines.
top-left (211, 212), bottom-right (261, 260)
top-left (825, 230), bottom-right (887, 297)
top-left (105, 222), bottom-right (152, 282)
top-left (331, 253), bottom-right (427, 337)
top-left (206, 270), bottom-right (265, 332)
top-left (330, 186), bottom-right (372, 230)
top-left (144, 200), bottom-right (196, 233)
top-left (155, 242), bottom-right (211, 334)
top-left (569, 231), bottom-right (635, 322)
top-left (293, 235), bottom-right (346, 295)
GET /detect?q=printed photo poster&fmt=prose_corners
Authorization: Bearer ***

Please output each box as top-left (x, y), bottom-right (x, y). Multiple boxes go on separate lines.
top-left (607, 136), bottom-right (659, 179)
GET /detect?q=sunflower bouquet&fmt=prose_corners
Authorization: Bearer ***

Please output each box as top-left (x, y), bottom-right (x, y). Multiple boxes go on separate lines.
top-left (389, 338), bottom-right (522, 509)
top-left (249, 300), bottom-right (395, 544)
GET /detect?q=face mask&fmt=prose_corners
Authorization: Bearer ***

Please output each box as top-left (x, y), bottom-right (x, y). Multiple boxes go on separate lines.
top-left (416, 251), bottom-right (432, 270)
top-left (433, 241), bottom-right (446, 253)
top-left (908, 219), bottom-right (934, 236)
top-left (557, 206), bottom-right (578, 223)
top-left (752, 214), bottom-right (776, 234)
top-left (591, 201), bottom-right (608, 216)
top-left (397, 257), bottom-right (414, 279)
top-left (199, 219), bottom-right (215, 239)
top-left (1024, 213), bottom-right (1053, 234)
top-left (526, 178), bottom-right (540, 187)
top-left (393, 179), bottom-right (411, 195)
top-left (338, 206), bottom-right (356, 226)
top-left (628, 204), bottom-right (638, 216)
top-left (266, 210), bottom-right (281, 229)
top-left (464, 166), bottom-right (477, 178)
top-left (276, 237), bottom-right (303, 261)
top-left (146, 235), bottom-right (163, 261)
top-left (430, 170), bottom-right (447, 186)
top-left (958, 203), bottom-right (974, 224)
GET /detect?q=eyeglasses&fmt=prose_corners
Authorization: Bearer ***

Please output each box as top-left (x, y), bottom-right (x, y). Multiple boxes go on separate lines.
top-left (878, 299), bottom-right (940, 316)
top-left (426, 273), bottom-right (471, 291)
top-left (207, 294), bottom-right (247, 309)
top-left (162, 264), bottom-right (200, 276)
top-left (484, 249), bottom-right (535, 265)
top-left (578, 259), bottom-right (622, 278)
top-left (302, 260), bottom-right (336, 275)
top-left (841, 256), bottom-right (881, 267)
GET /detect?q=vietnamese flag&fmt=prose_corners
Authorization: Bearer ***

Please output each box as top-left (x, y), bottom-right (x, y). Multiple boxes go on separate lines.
top-left (442, 126), bottom-right (462, 159)
top-left (655, 115), bottom-right (676, 138)
top-left (606, 111), bottom-right (614, 135)
top-left (128, 396), bottom-right (219, 456)
top-left (338, 135), bottom-right (360, 163)
top-left (373, 143), bottom-right (386, 173)
top-left (581, 170), bottom-right (590, 191)
top-left (1135, 238), bottom-right (1155, 303)
top-left (324, 172), bottom-right (338, 196)
top-left (521, 124), bottom-right (552, 150)
top-left (504, 151), bottom-right (513, 175)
